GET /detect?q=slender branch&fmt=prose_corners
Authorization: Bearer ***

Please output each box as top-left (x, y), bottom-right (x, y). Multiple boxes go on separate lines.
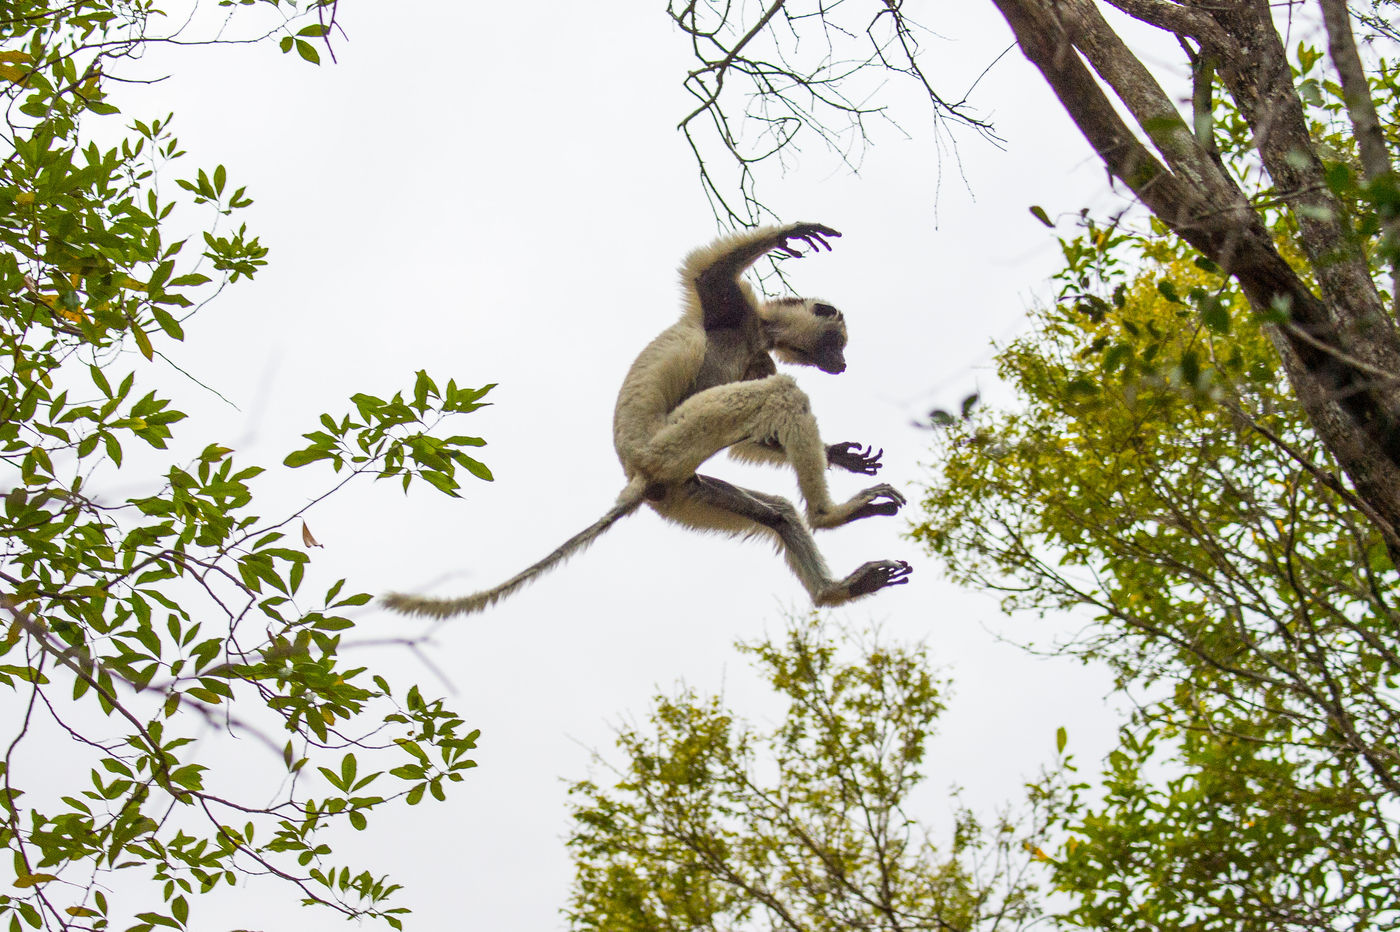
top-left (1319, 0), bottom-right (1400, 319)
top-left (1319, 0), bottom-right (1393, 187)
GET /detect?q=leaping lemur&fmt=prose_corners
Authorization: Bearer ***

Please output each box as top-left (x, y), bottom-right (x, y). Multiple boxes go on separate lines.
top-left (382, 222), bottom-right (911, 618)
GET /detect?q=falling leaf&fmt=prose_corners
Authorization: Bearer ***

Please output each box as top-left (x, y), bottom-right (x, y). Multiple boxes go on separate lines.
top-left (302, 520), bottom-right (323, 548)
top-left (1029, 204), bottom-right (1055, 228)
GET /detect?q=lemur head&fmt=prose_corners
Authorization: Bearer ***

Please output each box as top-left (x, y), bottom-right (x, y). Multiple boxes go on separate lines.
top-left (759, 298), bottom-right (848, 374)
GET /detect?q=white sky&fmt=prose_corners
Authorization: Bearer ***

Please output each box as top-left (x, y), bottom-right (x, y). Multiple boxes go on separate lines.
top-left (84, 2), bottom-right (1157, 928)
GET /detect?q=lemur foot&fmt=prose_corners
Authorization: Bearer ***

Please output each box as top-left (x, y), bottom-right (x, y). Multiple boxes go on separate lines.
top-left (846, 560), bottom-right (913, 598)
top-left (847, 483), bottom-right (906, 521)
top-left (809, 483), bottom-right (907, 529)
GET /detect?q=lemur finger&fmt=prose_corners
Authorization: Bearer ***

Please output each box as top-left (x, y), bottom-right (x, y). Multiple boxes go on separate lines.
top-left (792, 223), bottom-right (842, 241)
top-left (866, 483), bottom-right (906, 506)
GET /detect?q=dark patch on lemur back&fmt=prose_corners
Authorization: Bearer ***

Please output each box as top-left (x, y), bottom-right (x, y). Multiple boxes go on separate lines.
top-left (690, 324), bottom-right (766, 398)
top-left (695, 273), bottom-right (750, 330)
top-left (644, 481), bottom-right (669, 502)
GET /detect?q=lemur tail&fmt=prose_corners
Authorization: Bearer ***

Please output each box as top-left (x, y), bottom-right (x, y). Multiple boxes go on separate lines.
top-left (380, 477), bottom-right (649, 619)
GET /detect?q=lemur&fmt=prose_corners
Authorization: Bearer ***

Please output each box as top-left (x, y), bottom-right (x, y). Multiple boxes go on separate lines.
top-left (382, 222), bottom-right (911, 618)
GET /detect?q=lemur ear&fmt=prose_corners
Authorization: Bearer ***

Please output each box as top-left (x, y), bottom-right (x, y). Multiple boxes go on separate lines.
top-left (813, 303), bottom-right (841, 318)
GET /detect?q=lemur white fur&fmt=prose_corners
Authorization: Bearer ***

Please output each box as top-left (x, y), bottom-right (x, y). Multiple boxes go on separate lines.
top-left (381, 222), bottom-right (911, 618)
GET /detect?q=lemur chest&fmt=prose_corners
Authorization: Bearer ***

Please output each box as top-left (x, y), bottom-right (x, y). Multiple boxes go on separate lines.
top-left (686, 327), bottom-right (770, 400)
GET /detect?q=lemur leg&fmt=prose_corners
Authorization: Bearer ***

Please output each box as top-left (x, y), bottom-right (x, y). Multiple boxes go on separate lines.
top-left (635, 375), bottom-right (905, 529)
top-left (653, 475), bottom-right (911, 605)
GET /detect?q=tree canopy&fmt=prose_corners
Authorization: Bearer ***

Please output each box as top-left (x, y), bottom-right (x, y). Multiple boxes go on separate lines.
top-left (0, 2), bottom-right (490, 927)
top-left (568, 619), bottom-right (1053, 932)
top-left (902, 8), bottom-right (1400, 923)
top-left (918, 230), bottom-right (1400, 927)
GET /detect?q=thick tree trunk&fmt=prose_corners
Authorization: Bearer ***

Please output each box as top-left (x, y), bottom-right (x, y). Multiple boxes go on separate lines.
top-left (990, 0), bottom-right (1400, 553)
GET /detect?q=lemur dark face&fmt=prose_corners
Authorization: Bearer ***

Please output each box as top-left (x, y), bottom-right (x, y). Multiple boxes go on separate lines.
top-left (811, 304), bottom-right (847, 373)
top-left (769, 299), bottom-right (848, 372)
top-left (813, 330), bottom-right (847, 373)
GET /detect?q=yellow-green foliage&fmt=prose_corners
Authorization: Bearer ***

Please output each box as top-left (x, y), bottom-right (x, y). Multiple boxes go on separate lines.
top-left (915, 241), bottom-right (1400, 930)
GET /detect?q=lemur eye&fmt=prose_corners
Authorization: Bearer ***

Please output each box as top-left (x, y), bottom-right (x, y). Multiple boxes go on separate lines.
top-left (813, 303), bottom-right (840, 318)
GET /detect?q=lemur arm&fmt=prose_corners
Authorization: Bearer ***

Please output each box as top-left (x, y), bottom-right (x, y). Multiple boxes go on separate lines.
top-left (688, 223), bottom-right (841, 330)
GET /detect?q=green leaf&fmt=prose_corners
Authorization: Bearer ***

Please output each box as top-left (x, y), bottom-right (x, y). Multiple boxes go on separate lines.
top-left (1103, 343), bottom-right (1130, 374)
top-left (284, 448), bottom-right (332, 468)
top-left (341, 753), bottom-right (357, 789)
top-left (151, 308), bottom-right (185, 340)
top-left (148, 259), bottom-right (175, 292)
top-left (421, 471), bottom-right (460, 496)
top-left (131, 320), bottom-right (154, 360)
top-left (90, 364), bottom-right (113, 398)
top-left (457, 456), bottom-right (493, 481)
top-left (1180, 348), bottom-right (1201, 386)
top-left (1200, 295), bottom-right (1230, 334)
top-left (1066, 378), bottom-right (1098, 397)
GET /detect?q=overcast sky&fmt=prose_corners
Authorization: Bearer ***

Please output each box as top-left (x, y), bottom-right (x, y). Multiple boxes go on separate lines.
top-left (94, 2), bottom-right (1161, 928)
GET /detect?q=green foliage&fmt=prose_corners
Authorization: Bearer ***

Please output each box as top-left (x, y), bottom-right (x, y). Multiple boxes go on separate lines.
top-left (922, 254), bottom-right (1400, 928)
top-left (284, 371), bottom-right (494, 496)
top-left (567, 619), bottom-right (1053, 932)
top-left (0, 2), bottom-right (485, 928)
top-left (915, 40), bottom-right (1400, 931)
top-left (1048, 725), bottom-right (1390, 930)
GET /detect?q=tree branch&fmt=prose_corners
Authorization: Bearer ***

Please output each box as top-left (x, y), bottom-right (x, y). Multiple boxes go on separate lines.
top-left (1319, 0), bottom-right (1400, 319)
top-left (1058, 0), bottom-right (1237, 200)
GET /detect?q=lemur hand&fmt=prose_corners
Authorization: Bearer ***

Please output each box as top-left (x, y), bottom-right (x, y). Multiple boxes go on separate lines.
top-left (777, 223), bottom-right (841, 257)
top-left (827, 442), bottom-right (883, 475)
